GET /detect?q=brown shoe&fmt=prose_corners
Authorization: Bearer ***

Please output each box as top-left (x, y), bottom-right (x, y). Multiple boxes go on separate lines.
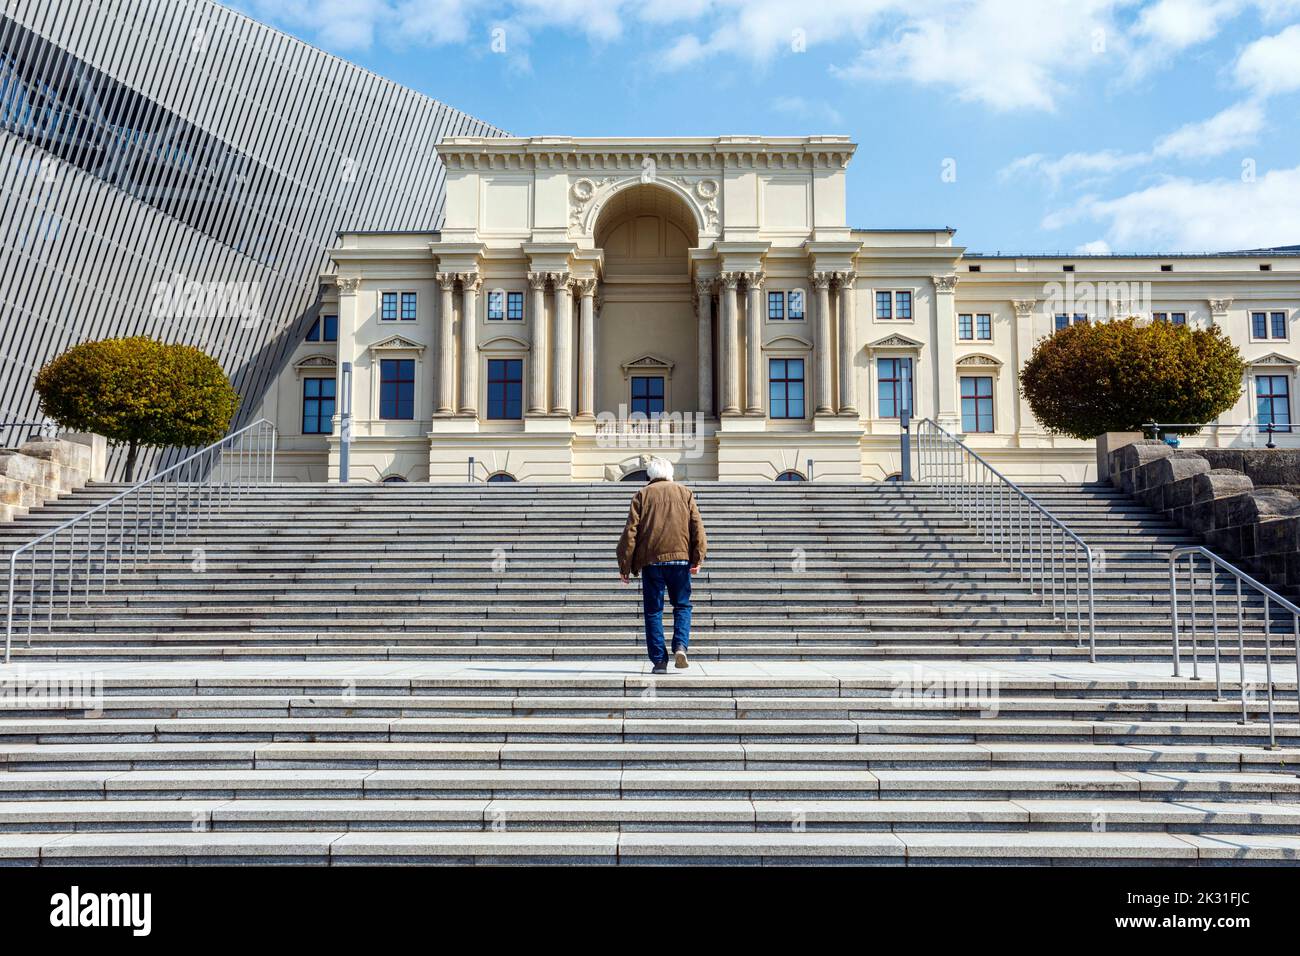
top-left (674, 649), bottom-right (689, 669)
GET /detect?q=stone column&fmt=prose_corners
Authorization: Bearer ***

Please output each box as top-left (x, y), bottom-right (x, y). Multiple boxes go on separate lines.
top-left (719, 273), bottom-right (741, 415)
top-left (813, 271), bottom-right (835, 415)
top-left (695, 278), bottom-right (714, 417)
top-left (745, 272), bottom-right (765, 415)
top-left (527, 272), bottom-right (548, 414)
top-left (458, 272), bottom-right (480, 416)
top-left (1012, 299), bottom-right (1037, 438)
top-left (435, 273), bottom-right (456, 414)
top-left (551, 273), bottom-right (573, 416)
top-left (576, 278), bottom-right (597, 420)
top-left (932, 274), bottom-right (960, 430)
top-left (836, 271), bottom-right (858, 416)
top-left (335, 276), bottom-right (360, 437)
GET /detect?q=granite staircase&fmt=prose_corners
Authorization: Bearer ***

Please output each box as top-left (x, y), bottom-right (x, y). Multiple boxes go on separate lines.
top-left (0, 481), bottom-right (1295, 865)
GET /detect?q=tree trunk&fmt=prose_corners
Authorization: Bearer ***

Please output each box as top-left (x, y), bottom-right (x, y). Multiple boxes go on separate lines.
top-left (124, 441), bottom-right (139, 483)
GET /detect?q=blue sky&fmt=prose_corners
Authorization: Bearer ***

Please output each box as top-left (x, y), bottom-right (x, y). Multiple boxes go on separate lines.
top-left (230, 0), bottom-right (1300, 255)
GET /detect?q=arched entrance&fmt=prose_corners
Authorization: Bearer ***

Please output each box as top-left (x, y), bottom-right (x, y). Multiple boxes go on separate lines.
top-left (591, 184), bottom-right (707, 422)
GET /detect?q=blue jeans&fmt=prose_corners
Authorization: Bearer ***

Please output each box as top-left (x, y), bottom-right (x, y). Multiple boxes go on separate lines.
top-left (641, 562), bottom-right (692, 666)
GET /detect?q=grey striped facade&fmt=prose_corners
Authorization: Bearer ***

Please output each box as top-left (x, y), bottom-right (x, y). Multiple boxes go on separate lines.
top-left (0, 0), bottom-right (503, 476)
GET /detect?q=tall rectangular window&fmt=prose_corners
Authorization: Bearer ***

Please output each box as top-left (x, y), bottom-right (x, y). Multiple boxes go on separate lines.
top-left (1253, 312), bottom-right (1268, 338)
top-left (1257, 375), bottom-right (1291, 432)
top-left (401, 292), bottom-right (417, 321)
top-left (487, 290), bottom-right (505, 320)
top-left (960, 376), bottom-right (994, 433)
top-left (487, 359), bottom-right (523, 420)
top-left (306, 315), bottom-right (337, 342)
top-left (507, 291), bottom-right (524, 320)
top-left (381, 292), bottom-right (398, 321)
top-left (1272, 311), bottom-right (1287, 339)
top-left (1171, 312), bottom-right (1186, 326)
top-left (976, 313), bottom-right (992, 340)
top-left (769, 358), bottom-right (805, 419)
top-left (788, 290), bottom-right (805, 320)
top-left (1055, 313), bottom-right (1088, 330)
top-left (877, 357), bottom-right (913, 419)
top-left (630, 375), bottom-right (665, 416)
top-left (768, 290), bottom-right (785, 321)
top-left (896, 291), bottom-right (913, 320)
top-left (958, 313), bottom-right (973, 340)
top-left (876, 291), bottom-right (892, 320)
top-left (379, 359), bottom-right (415, 420)
top-left (302, 378), bottom-right (335, 434)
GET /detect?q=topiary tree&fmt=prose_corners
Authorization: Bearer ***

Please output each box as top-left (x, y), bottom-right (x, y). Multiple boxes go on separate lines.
top-left (1020, 317), bottom-right (1244, 440)
top-left (34, 337), bottom-right (241, 481)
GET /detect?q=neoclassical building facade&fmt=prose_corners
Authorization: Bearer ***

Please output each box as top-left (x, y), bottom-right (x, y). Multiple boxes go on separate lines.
top-left (251, 135), bottom-right (1300, 483)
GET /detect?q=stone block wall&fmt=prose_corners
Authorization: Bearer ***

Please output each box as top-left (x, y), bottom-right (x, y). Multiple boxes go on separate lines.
top-left (0, 434), bottom-right (106, 521)
top-left (1109, 439), bottom-right (1300, 592)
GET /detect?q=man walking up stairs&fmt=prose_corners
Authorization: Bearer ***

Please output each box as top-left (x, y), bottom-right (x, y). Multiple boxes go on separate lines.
top-left (616, 458), bottom-right (708, 674)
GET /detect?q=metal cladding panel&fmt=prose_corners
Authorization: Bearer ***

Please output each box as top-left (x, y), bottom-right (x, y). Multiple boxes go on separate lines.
top-left (0, 0), bottom-right (504, 476)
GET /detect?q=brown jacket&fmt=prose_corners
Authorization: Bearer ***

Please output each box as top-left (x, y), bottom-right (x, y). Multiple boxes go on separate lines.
top-left (616, 479), bottom-right (708, 577)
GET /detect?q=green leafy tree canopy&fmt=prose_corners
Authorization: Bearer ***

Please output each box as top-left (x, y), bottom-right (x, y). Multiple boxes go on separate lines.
top-left (1020, 317), bottom-right (1244, 440)
top-left (34, 337), bottom-right (241, 480)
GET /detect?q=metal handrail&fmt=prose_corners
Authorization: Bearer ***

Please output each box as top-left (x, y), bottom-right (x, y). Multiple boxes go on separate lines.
top-left (0, 420), bottom-right (59, 446)
top-left (1168, 546), bottom-right (1298, 749)
top-left (4, 419), bottom-right (277, 662)
top-left (914, 418), bottom-right (1098, 661)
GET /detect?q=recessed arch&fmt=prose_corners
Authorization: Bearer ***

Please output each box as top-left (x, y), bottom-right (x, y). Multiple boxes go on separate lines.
top-left (592, 181), bottom-right (701, 251)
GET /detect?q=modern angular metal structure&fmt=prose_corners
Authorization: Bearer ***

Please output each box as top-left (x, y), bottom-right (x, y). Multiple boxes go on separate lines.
top-left (0, 0), bottom-right (503, 475)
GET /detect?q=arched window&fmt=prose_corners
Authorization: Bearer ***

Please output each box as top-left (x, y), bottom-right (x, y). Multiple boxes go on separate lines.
top-left (884, 472), bottom-right (904, 482)
top-left (486, 472), bottom-right (517, 483)
top-left (776, 470), bottom-right (806, 482)
top-left (381, 475), bottom-right (407, 483)
top-left (620, 469), bottom-right (649, 482)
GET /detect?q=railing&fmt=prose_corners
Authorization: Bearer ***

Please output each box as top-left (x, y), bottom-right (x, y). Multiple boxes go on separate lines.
top-left (0, 420), bottom-right (59, 447)
top-left (1168, 546), bottom-right (1298, 749)
top-left (1141, 420), bottom-right (1293, 448)
top-left (914, 419), bottom-right (1098, 661)
top-left (4, 419), bottom-right (277, 662)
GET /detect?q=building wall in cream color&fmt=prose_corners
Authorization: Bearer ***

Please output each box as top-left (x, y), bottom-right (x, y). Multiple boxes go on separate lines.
top-left (252, 136), bottom-right (1300, 484)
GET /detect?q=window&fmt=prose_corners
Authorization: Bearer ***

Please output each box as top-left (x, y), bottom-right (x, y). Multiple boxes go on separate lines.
top-left (1055, 313), bottom-right (1088, 331)
top-left (958, 314), bottom-right (973, 340)
top-left (976, 314), bottom-right (991, 340)
top-left (381, 292), bottom-right (398, 321)
top-left (487, 358), bottom-right (523, 420)
top-left (1253, 311), bottom-right (1288, 340)
top-left (379, 358), bottom-right (415, 420)
top-left (306, 314), bottom-right (337, 342)
top-left (897, 291), bottom-right (912, 320)
top-left (958, 314), bottom-right (991, 341)
top-left (487, 472), bottom-right (517, 483)
top-left (487, 290), bottom-right (505, 320)
top-left (302, 378), bottom-right (335, 434)
top-left (1153, 312), bottom-right (1187, 326)
top-left (788, 290), bottom-right (805, 320)
top-left (1257, 375), bottom-right (1291, 432)
top-left (769, 358), bottom-right (806, 419)
top-left (381, 475), bottom-right (407, 483)
top-left (877, 357), bottom-right (913, 419)
top-left (401, 292), bottom-right (417, 321)
top-left (960, 376), bottom-right (994, 433)
top-left (630, 376), bottom-right (665, 416)
top-left (768, 290), bottom-right (785, 321)
top-left (776, 471), bottom-right (805, 482)
top-left (876, 291), bottom-right (892, 320)
top-left (621, 469), bottom-right (649, 482)
top-left (507, 291), bottom-right (524, 321)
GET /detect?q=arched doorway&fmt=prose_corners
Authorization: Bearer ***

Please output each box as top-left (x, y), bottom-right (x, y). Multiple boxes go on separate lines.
top-left (620, 469), bottom-right (649, 482)
top-left (591, 184), bottom-right (705, 422)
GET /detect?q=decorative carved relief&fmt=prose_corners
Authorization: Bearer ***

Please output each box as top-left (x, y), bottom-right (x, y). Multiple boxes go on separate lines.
top-left (932, 274), bottom-right (959, 294)
top-left (1011, 299), bottom-right (1036, 318)
top-left (336, 276), bottom-right (361, 294)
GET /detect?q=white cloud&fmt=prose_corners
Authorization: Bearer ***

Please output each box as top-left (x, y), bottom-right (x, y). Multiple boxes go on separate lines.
top-left (1045, 166), bottom-right (1300, 251)
top-left (1001, 149), bottom-right (1150, 188)
top-left (1153, 99), bottom-right (1265, 158)
top-left (1076, 239), bottom-right (1113, 254)
top-left (1236, 23), bottom-right (1300, 97)
top-left (1133, 0), bottom-right (1242, 50)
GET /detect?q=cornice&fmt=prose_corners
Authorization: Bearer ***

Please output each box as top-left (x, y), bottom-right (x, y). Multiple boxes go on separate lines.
top-left (437, 136), bottom-right (856, 171)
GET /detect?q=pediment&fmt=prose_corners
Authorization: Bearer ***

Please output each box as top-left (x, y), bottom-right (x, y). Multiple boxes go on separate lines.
top-left (868, 333), bottom-right (923, 351)
top-left (294, 353), bottom-right (337, 370)
top-left (762, 334), bottom-right (814, 351)
top-left (479, 334), bottom-right (530, 352)
top-left (955, 352), bottom-right (1003, 368)
top-left (621, 354), bottom-right (674, 373)
top-left (1248, 352), bottom-right (1298, 367)
top-left (368, 334), bottom-right (425, 354)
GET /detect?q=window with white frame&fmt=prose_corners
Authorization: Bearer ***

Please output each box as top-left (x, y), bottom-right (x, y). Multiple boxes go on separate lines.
top-left (958, 313), bottom-right (992, 341)
top-left (875, 290), bottom-right (912, 321)
top-left (1252, 311), bottom-right (1288, 341)
top-left (766, 290), bottom-right (805, 322)
top-left (1256, 374), bottom-right (1292, 432)
top-left (381, 291), bottom-right (417, 322)
top-left (960, 376), bottom-right (994, 433)
top-left (1054, 313), bottom-right (1088, 331)
top-left (1153, 312), bottom-right (1187, 326)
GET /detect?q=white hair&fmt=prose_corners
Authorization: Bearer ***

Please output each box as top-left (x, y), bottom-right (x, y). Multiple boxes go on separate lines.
top-left (645, 457), bottom-right (674, 481)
